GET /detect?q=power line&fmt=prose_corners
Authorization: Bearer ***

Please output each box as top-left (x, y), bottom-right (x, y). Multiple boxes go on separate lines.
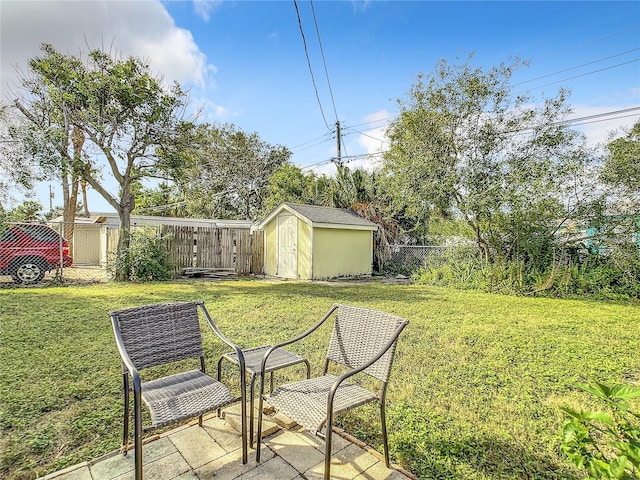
top-left (347, 116), bottom-right (395, 129)
top-left (568, 113), bottom-right (640, 128)
top-left (290, 131), bottom-right (335, 150)
top-left (293, 0), bottom-right (331, 131)
top-left (533, 26), bottom-right (640, 63)
top-left (346, 126), bottom-right (388, 145)
top-left (294, 135), bottom-right (336, 153)
top-left (310, 0), bottom-right (339, 123)
top-left (524, 58), bottom-right (640, 92)
top-left (557, 106), bottom-right (640, 126)
top-left (514, 48), bottom-right (640, 86)
top-left (298, 107), bottom-right (640, 171)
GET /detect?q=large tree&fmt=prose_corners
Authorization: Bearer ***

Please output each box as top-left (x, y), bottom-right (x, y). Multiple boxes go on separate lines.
top-left (175, 123), bottom-right (291, 220)
top-left (261, 164), bottom-right (321, 214)
top-left (0, 105), bottom-right (44, 213)
top-left (596, 120), bottom-right (640, 244)
top-left (10, 44), bottom-right (189, 279)
top-left (382, 55), bottom-right (598, 265)
top-left (602, 120), bottom-right (640, 204)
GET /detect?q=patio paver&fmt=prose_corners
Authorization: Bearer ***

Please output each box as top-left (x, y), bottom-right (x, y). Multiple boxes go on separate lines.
top-left (39, 411), bottom-right (414, 480)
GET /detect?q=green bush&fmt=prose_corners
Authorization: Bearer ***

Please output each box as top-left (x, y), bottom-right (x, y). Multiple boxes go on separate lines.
top-left (413, 242), bottom-right (640, 299)
top-left (411, 245), bottom-right (485, 289)
top-left (108, 226), bottom-right (173, 282)
top-left (561, 382), bottom-right (640, 479)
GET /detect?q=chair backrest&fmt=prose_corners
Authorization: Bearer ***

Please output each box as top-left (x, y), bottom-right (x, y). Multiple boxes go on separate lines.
top-left (111, 302), bottom-right (204, 370)
top-left (326, 304), bottom-right (408, 383)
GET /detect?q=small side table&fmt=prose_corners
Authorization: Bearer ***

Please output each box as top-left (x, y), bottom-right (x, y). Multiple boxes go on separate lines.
top-left (218, 345), bottom-right (310, 446)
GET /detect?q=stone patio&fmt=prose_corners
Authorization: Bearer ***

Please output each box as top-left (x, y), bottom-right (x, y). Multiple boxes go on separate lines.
top-left (39, 408), bottom-right (414, 480)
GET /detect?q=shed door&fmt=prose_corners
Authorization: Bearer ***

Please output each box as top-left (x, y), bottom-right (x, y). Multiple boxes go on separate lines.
top-left (72, 226), bottom-right (101, 265)
top-left (277, 214), bottom-right (297, 278)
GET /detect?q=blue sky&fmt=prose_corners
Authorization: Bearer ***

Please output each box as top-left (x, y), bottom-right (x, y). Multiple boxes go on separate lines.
top-left (1, 0), bottom-right (639, 213)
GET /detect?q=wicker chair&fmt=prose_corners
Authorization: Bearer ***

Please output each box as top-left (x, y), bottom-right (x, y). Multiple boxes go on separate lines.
top-left (110, 301), bottom-right (247, 480)
top-left (255, 304), bottom-right (408, 480)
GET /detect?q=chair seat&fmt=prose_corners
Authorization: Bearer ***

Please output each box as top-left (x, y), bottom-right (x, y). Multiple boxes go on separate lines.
top-left (142, 370), bottom-right (234, 428)
top-left (266, 374), bottom-right (378, 432)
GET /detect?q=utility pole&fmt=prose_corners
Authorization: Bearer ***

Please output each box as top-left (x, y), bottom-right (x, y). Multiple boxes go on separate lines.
top-left (335, 120), bottom-right (341, 165)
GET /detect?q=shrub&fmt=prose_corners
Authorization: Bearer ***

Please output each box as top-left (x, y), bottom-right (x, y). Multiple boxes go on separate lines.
top-left (413, 242), bottom-right (640, 299)
top-left (107, 226), bottom-right (172, 282)
top-left (561, 382), bottom-right (640, 479)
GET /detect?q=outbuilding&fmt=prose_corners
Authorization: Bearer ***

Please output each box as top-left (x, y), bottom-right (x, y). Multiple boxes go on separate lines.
top-left (257, 203), bottom-right (377, 280)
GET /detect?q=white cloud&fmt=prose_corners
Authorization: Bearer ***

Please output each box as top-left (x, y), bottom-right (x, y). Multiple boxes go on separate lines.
top-left (0, 0), bottom-right (215, 101)
top-left (307, 110), bottom-right (393, 177)
top-left (571, 104), bottom-right (639, 148)
top-left (192, 0), bottom-right (222, 22)
top-left (356, 109), bottom-right (391, 154)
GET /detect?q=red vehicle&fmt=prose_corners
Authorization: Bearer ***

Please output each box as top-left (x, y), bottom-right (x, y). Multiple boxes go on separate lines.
top-left (0, 223), bottom-right (73, 284)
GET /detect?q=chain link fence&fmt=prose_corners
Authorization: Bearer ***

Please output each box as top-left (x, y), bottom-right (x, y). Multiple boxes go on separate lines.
top-left (1, 221), bottom-right (263, 286)
top-left (383, 245), bottom-right (452, 274)
top-left (0, 222), bottom-right (76, 286)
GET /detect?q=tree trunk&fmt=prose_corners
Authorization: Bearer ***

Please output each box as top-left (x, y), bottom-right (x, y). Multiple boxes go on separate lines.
top-left (115, 186), bottom-right (135, 281)
top-left (81, 181), bottom-right (89, 217)
top-left (468, 220), bottom-right (492, 263)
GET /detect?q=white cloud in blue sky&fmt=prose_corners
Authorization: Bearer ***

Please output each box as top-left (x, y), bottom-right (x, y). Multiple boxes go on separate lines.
top-left (192, 0), bottom-right (223, 22)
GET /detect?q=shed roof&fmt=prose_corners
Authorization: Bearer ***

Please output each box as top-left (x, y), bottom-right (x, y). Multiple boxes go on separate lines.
top-left (258, 203), bottom-right (377, 231)
top-left (48, 213), bottom-right (254, 229)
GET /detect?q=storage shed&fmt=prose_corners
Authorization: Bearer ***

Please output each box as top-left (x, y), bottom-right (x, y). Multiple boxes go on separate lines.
top-left (257, 203), bottom-right (377, 280)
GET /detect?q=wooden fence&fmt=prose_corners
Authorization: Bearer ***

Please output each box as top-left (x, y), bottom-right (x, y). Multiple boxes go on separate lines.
top-left (108, 225), bottom-right (264, 276)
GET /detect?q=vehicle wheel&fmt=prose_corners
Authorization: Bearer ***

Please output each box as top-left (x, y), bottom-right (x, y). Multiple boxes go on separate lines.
top-left (11, 260), bottom-right (46, 284)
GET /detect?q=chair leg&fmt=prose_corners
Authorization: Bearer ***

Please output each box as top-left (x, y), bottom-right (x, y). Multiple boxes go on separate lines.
top-left (324, 406), bottom-right (335, 480)
top-left (240, 370), bottom-right (248, 464)
top-left (217, 357), bottom-right (224, 417)
top-left (122, 373), bottom-right (130, 455)
top-left (256, 374), bottom-right (266, 462)
top-left (323, 427), bottom-right (333, 480)
top-left (249, 373), bottom-right (257, 448)
top-left (380, 399), bottom-right (390, 467)
top-left (133, 390), bottom-right (143, 480)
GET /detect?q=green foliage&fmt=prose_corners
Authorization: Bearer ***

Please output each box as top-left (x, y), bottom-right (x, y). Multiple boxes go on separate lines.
top-left (0, 281), bottom-right (639, 479)
top-left (382, 54), bottom-right (599, 266)
top-left (131, 182), bottom-right (185, 217)
top-left (107, 226), bottom-right (172, 282)
top-left (561, 382), bottom-right (640, 479)
top-left (413, 241), bottom-right (640, 299)
top-left (261, 163), bottom-right (323, 214)
top-left (172, 122), bottom-right (291, 220)
top-left (602, 121), bottom-right (640, 195)
top-left (411, 244), bottom-right (485, 288)
top-left (3, 200), bottom-right (44, 222)
top-left (13, 43), bottom-right (190, 280)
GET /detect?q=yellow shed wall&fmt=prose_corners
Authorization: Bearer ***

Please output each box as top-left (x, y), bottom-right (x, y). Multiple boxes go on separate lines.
top-left (312, 228), bottom-right (373, 279)
top-left (297, 219), bottom-right (312, 279)
top-left (264, 221), bottom-right (277, 276)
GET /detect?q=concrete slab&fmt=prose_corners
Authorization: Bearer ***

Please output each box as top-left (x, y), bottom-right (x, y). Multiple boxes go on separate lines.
top-left (297, 428), bottom-right (353, 454)
top-left (355, 460), bottom-right (411, 480)
top-left (304, 444), bottom-right (379, 480)
top-left (89, 437), bottom-right (177, 479)
top-left (41, 464), bottom-right (92, 480)
top-left (234, 456), bottom-right (300, 480)
top-left (40, 413), bottom-right (413, 480)
top-left (222, 404), bottom-right (280, 441)
top-left (194, 445), bottom-right (274, 480)
top-left (168, 424), bottom-right (227, 469)
top-left (110, 452), bottom-right (191, 480)
top-left (263, 429), bottom-right (326, 473)
top-left (201, 416), bottom-right (244, 454)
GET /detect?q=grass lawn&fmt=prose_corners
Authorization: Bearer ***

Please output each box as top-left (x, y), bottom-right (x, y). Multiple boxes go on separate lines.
top-left (0, 279), bottom-right (638, 480)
